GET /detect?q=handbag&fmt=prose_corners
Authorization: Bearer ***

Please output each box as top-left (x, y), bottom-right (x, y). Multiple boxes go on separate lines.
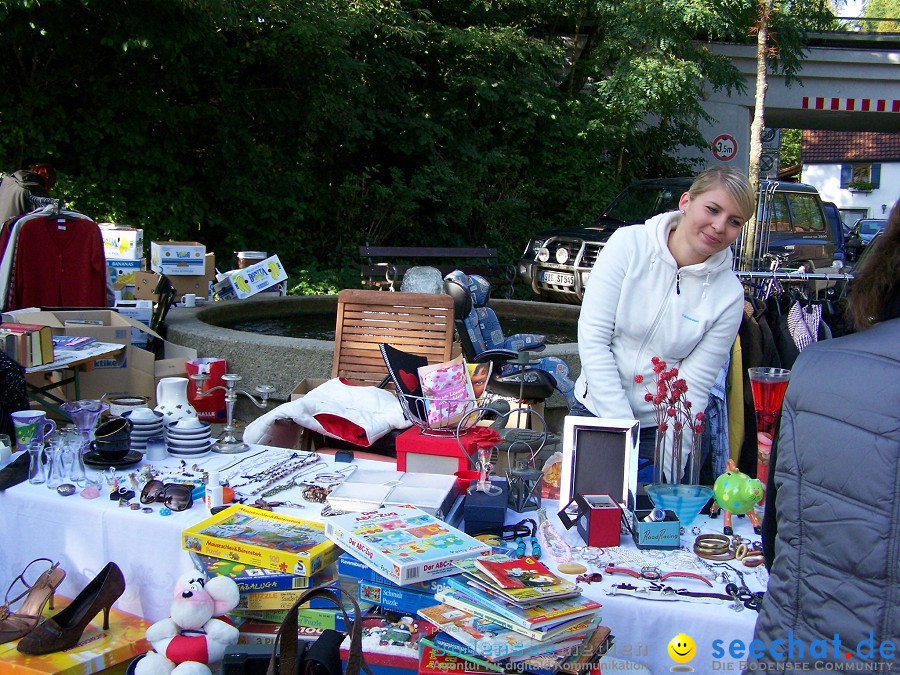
top-left (266, 583), bottom-right (373, 675)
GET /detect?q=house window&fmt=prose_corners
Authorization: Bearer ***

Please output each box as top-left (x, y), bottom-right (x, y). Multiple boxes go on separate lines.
top-left (840, 163), bottom-right (881, 189)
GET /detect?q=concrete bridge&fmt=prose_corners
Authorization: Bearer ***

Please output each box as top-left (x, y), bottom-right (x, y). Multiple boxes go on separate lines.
top-left (687, 33), bottom-right (899, 170)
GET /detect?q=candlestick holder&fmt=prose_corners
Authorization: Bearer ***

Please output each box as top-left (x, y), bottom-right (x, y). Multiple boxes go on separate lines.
top-left (190, 372), bottom-right (274, 453)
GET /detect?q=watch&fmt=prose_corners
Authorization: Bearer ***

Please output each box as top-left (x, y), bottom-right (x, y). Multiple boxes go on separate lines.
top-left (604, 564), bottom-right (662, 581)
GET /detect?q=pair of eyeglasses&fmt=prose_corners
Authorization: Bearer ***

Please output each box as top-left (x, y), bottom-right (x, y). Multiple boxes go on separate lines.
top-left (140, 480), bottom-right (193, 511)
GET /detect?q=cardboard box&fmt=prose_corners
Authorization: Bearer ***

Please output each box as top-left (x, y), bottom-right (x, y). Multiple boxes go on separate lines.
top-left (629, 508), bottom-right (680, 549)
top-left (289, 378), bottom-right (328, 401)
top-left (99, 224), bottom-right (144, 260)
top-left (395, 426), bottom-right (472, 475)
top-left (558, 493), bottom-right (622, 548)
top-left (214, 254), bottom-right (288, 300)
top-left (113, 299), bottom-right (154, 347)
top-left (0, 596), bottom-right (149, 674)
top-left (150, 241), bottom-right (206, 275)
top-left (105, 258), bottom-right (144, 286)
top-left (16, 310), bottom-right (196, 405)
top-left (134, 253), bottom-right (216, 301)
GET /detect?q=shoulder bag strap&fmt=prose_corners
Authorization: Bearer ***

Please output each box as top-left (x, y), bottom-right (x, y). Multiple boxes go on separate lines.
top-left (266, 583), bottom-right (373, 675)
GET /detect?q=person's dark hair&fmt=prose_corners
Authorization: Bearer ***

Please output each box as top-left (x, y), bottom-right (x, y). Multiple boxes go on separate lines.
top-left (30, 163), bottom-right (56, 190)
top-left (846, 201), bottom-right (900, 330)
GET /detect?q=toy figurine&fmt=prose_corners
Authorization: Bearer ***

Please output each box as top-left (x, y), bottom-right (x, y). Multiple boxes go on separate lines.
top-left (135, 572), bottom-right (240, 675)
top-left (709, 459), bottom-right (763, 535)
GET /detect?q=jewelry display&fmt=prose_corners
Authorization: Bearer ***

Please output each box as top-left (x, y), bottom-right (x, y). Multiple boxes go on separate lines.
top-left (535, 508), bottom-right (573, 563)
top-left (302, 485), bottom-right (330, 503)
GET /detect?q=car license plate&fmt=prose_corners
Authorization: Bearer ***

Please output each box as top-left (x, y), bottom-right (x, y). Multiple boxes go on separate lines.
top-left (541, 271), bottom-right (575, 286)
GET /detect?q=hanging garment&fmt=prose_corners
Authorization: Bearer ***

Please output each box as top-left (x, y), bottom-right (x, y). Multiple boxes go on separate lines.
top-left (8, 210), bottom-right (106, 310)
top-left (727, 335), bottom-right (744, 465)
top-left (787, 300), bottom-right (822, 352)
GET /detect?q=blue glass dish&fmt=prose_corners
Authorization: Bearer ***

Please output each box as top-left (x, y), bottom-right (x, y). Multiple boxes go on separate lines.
top-left (646, 484), bottom-right (714, 527)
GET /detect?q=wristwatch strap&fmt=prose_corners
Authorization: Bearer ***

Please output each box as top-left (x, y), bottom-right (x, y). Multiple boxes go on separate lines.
top-left (660, 571), bottom-right (714, 587)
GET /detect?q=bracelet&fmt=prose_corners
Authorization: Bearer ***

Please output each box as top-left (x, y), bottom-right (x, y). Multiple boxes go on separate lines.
top-left (741, 553), bottom-right (766, 568)
top-left (695, 534), bottom-right (730, 546)
top-left (693, 547), bottom-right (736, 561)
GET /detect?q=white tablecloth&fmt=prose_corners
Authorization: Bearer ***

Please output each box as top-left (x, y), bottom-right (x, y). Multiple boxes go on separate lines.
top-left (0, 447), bottom-right (763, 674)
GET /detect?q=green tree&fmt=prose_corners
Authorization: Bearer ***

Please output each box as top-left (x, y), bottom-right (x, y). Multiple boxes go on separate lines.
top-left (0, 0), bottom-right (825, 288)
top-left (860, 0), bottom-right (900, 31)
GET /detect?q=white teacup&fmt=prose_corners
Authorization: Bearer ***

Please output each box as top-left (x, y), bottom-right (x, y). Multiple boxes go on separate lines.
top-left (174, 417), bottom-right (203, 430)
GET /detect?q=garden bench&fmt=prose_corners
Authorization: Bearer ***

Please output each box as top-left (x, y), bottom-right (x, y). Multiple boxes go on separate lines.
top-left (358, 244), bottom-right (516, 298)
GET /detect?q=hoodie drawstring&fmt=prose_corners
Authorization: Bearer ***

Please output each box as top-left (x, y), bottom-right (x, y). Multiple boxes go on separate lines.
top-left (702, 273), bottom-right (711, 300)
top-left (676, 272), bottom-right (681, 295)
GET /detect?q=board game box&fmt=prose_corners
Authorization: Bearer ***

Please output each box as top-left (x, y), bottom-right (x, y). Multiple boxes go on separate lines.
top-left (190, 551), bottom-right (334, 593)
top-left (182, 504), bottom-right (339, 576)
top-left (324, 505), bottom-right (490, 586)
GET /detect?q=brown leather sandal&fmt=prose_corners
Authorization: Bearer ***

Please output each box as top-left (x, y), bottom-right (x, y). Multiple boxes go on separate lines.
top-left (0, 558), bottom-right (66, 644)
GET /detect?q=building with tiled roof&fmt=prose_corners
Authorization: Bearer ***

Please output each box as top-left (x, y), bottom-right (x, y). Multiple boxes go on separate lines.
top-left (801, 130), bottom-right (899, 227)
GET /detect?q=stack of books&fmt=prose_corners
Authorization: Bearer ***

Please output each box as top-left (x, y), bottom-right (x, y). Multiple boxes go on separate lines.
top-left (416, 554), bottom-right (611, 674)
top-left (182, 504), bottom-right (358, 644)
top-left (0, 322), bottom-right (54, 367)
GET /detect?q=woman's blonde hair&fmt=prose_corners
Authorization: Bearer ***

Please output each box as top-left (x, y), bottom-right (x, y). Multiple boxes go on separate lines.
top-left (689, 166), bottom-right (756, 222)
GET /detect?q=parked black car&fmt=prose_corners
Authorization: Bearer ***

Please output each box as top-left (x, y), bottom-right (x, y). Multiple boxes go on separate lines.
top-left (518, 178), bottom-right (838, 303)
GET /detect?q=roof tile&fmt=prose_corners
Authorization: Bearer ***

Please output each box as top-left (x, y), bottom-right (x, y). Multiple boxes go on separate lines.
top-left (803, 130), bottom-right (900, 163)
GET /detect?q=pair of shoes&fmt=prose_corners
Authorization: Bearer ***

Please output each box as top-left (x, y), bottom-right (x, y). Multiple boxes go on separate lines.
top-left (17, 562), bottom-right (125, 655)
top-left (0, 558), bottom-right (66, 644)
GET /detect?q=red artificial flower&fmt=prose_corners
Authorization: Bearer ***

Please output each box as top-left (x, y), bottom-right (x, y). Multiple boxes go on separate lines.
top-left (634, 374), bottom-right (644, 384)
top-left (695, 411), bottom-right (706, 422)
top-left (674, 421), bottom-right (683, 431)
top-left (644, 392), bottom-right (653, 402)
top-left (667, 407), bottom-right (676, 417)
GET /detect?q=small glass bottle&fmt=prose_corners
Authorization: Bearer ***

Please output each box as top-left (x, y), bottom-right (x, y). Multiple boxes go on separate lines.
top-left (27, 440), bottom-right (46, 485)
top-left (45, 444), bottom-right (64, 489)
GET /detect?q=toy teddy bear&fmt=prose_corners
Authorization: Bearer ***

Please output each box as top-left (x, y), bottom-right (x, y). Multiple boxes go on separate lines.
top-left (134, 571), bottom-right (240, 675)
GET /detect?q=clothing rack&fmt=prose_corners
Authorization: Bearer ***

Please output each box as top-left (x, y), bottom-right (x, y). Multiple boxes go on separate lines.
top-left (734, 270), bottom-right (854, 281)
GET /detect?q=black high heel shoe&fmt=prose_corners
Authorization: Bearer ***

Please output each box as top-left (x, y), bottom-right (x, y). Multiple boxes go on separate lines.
top-left (17, 562), bottom-right (125, 655)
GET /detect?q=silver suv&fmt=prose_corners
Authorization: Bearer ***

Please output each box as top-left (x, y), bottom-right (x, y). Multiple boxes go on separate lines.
top-left (518, 178), bottom-right (836, 304)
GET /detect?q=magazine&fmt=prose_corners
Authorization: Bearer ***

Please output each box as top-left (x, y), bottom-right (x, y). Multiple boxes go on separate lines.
top-left (417, 603), bottom-right (591, 663)
top-left (467, 361), bottom-right (493, 401)
top-left (418, 355), bottom-right (476, 428)
top-left (453, 557), bottom-right (579, 605)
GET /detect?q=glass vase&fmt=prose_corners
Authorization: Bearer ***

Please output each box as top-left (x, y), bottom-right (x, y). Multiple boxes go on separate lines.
top-left (649, 428), bottom-right (712, 526)
top-left (748, 367), bottom-right (791, 511)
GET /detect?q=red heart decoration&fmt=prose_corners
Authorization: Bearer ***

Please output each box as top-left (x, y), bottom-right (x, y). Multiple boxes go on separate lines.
top-left (399, 369), bottom-right (419, 392)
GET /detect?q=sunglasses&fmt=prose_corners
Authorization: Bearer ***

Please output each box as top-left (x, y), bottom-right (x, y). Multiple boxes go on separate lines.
top-left (140, 480), bottom-right (194, 511)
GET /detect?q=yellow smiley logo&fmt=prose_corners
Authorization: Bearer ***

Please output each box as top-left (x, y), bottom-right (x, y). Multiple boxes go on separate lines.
top-left (668, 633), bottom-right (696, 664)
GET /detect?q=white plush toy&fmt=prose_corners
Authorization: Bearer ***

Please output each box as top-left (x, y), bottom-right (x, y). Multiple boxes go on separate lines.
top-left (134, 571), bottom-right (240, 675)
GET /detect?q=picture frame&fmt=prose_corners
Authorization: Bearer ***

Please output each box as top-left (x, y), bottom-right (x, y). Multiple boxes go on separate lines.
top-left (559, 416), bottom-right (640, 509)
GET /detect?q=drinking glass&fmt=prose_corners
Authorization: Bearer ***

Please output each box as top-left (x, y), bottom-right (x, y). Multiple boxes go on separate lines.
top-left (27, 440), bottom-right (46, 485)
top-left (748, 367), bottom-right (791, 509)
top-left (45, 444), bottom-right (64, 489)
top-left (0, 433), bottom-right (11, 466)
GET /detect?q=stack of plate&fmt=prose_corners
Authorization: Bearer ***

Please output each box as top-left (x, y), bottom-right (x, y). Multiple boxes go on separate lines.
top-left (123, 409), bottom-right (165, 452)
top-left (165, 419), bottom-right (214, 457)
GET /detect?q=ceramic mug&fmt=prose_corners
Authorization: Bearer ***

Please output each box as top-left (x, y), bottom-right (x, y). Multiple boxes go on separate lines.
top-left (11, 410), bottom-right (57, 448)
top-left (181, 293), bottom-right (197, 308)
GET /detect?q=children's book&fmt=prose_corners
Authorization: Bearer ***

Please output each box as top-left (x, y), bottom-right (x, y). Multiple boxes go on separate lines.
top-left (441, 577), bottom-right (602, 630)
top-left (340, 615), bottom-right (436, 672)
top-left (467, 361), bottom-right (493, 402)
top-left (433, 589), bottom-right (594, 642)
top-left (324, 505), bottom-right (490, 586)
top-left (182, 504), bottom-right (339, 577)
top-left (418, 355), bottom-right (476, 428)
top-left (417, 604), bottom-right (592, 664)
top-left (474, 556), bottom-right (562, 589)
top-left (190, 551), bottom-right (333, 594)
top-left (419, 640), bottom-right (501, 674)
top-left (452, 557), bottom-right (579, 606)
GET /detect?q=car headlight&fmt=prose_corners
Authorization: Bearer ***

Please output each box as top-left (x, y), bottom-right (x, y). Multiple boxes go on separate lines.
top-left (526, 239), bottom-right (546, 257)
top-left (537, 247), bottom-right (550, 262)
top-left (555, 247), bottom-right (569, 264)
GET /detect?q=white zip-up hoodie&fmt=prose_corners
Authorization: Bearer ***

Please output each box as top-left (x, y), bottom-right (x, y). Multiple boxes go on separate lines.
top-left (574, 211), bottom-right (743, 439)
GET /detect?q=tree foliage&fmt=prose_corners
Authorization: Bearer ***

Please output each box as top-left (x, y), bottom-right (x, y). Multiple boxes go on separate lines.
top-left (0, 0), bottom-right (825, 288)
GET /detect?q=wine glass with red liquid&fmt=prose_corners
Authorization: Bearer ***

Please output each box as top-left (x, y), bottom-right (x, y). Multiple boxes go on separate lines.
top-left (748, 367), bottom-right (791, 510)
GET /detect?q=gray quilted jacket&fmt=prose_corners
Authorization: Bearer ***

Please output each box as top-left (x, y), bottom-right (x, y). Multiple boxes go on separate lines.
top-left (746, 318), bottom-right (900, 670)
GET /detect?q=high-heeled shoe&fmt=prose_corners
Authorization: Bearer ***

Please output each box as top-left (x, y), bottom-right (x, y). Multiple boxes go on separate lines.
top-left (17, 561), bottom-right (124, 655)
top-left (0, 558), bottom-right (66, 644)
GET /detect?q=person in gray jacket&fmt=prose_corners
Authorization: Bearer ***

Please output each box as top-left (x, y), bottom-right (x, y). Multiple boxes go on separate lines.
top-left (0, 164), bottom-right (56, 224)
top-left (747, 201), bottom-right (899, 671)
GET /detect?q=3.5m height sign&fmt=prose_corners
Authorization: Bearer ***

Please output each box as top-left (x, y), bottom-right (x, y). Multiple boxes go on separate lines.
top-left (712, 134), bottom-right (738, 162)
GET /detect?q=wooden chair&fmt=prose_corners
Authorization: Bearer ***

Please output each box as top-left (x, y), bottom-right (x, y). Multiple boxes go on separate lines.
top-left (332, 288), bottom-right (455, 386)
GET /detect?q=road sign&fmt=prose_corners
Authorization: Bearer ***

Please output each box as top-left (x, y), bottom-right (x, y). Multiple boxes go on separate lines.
top-left (712, 134), bottom-right (738, 162)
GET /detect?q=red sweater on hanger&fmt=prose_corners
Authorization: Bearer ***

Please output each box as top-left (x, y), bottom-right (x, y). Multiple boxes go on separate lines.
top-left (10, 213), bottom-right (106, 309)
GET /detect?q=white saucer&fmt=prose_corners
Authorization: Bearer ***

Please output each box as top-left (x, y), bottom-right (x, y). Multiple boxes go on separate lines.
top-left (166, 440), bottom-right (215, 455)
top-left (165, 430), bottom-right (212, 441)
top-left (166, 419), bottom-right (210, 432)
top-left (167, 436), bottom-right (214, 449)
